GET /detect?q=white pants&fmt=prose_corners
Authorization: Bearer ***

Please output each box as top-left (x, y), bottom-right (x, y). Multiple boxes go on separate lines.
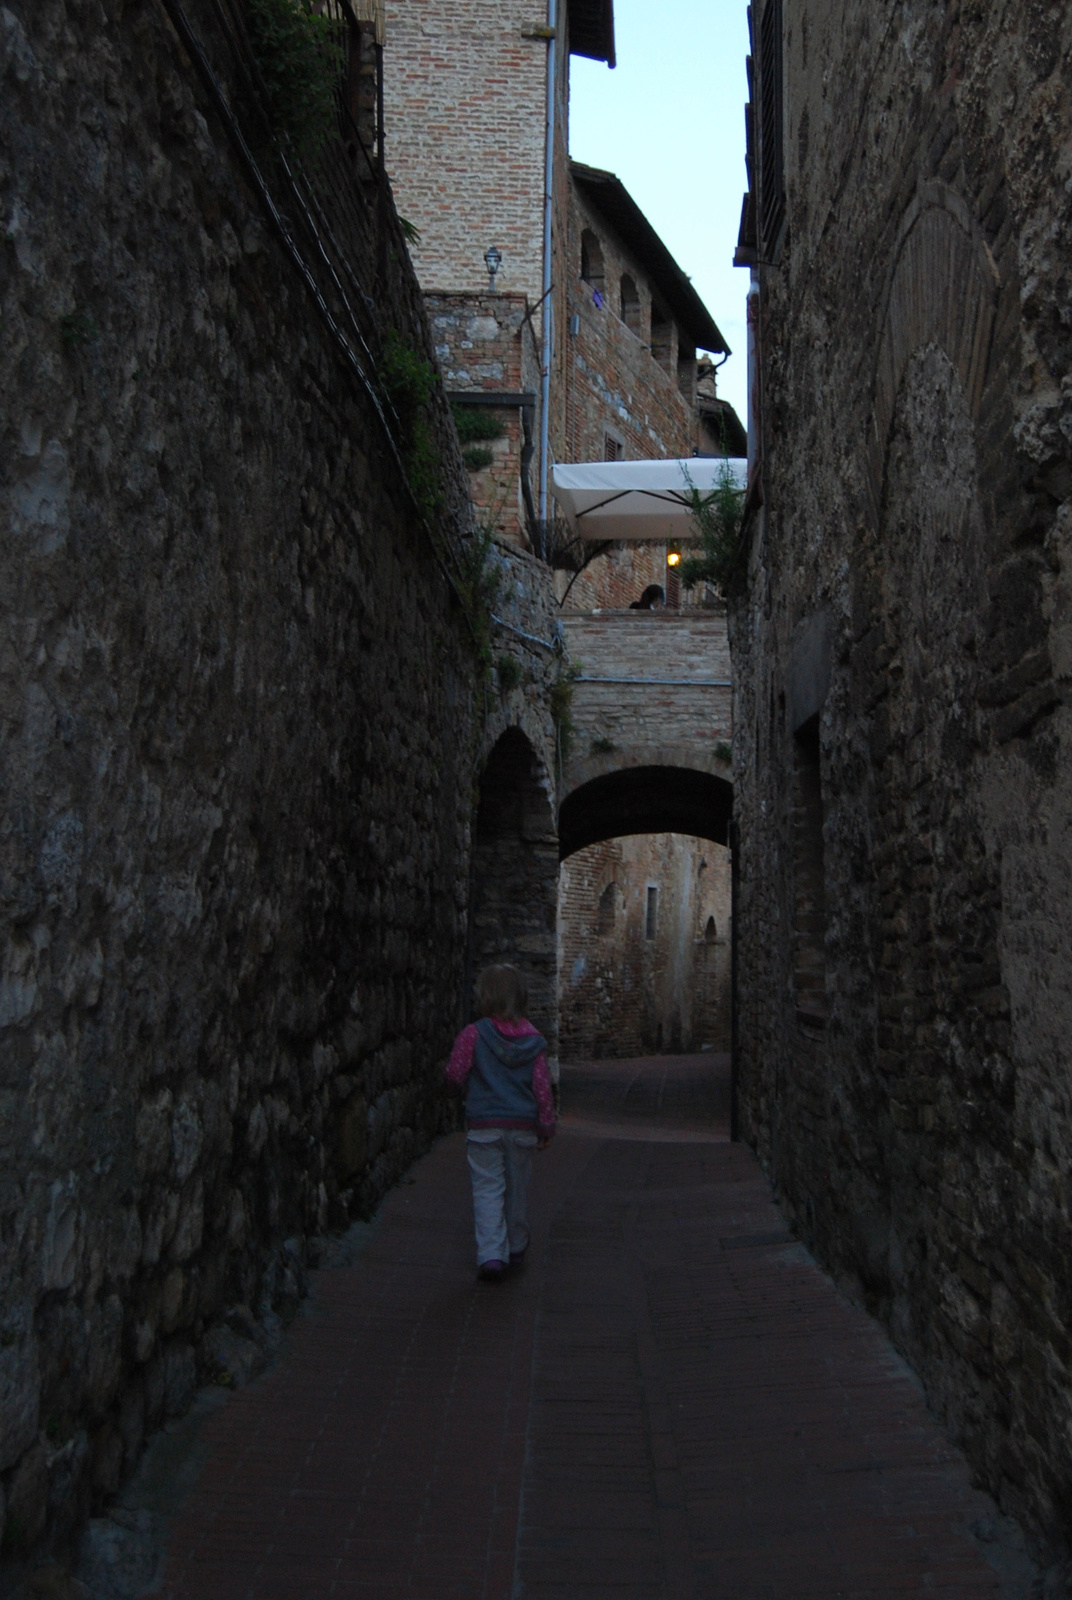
top-left (466, 1130), bottom-right (537, 1266)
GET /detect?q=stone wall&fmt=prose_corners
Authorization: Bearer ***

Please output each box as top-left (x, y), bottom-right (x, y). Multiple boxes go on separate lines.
top-left (0, 0), bottom-right (498, 1563)
top-left (560, 610), bottom-right (732, 784)
top-left (474, 545), bottom-right (563, 1052)
top-left (558, 833), bottom-right (730, 1060)
top-left (734, 0), bottom-right (1072, 1569)
top-left (427, 291), bottom-right (541, 547)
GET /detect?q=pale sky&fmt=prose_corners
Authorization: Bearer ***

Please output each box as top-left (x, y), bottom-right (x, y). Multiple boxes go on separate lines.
top-left (569, 0), bottom-right (751, 425)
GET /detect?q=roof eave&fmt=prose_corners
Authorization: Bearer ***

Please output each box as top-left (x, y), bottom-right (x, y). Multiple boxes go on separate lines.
top-left (570, 161), bottom-right (729, 354)
top-left (569, 0), bottom-right (616, 67)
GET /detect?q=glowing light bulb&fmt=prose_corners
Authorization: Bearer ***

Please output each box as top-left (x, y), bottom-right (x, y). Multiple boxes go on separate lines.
top-left (666, 550), bottom-right (681, 567)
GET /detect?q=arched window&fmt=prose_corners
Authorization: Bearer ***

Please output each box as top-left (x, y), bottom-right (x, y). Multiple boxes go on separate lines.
top-left (580, 229), bottom-right (605, 299)
top-left (620, 274), bottom-right (641, 334)
top-left (704, 915), bottom-right (717, 944)
top-left (650, 303), bottom-right (673, 371)
top-left (597, 881), bottom-right (618, 936)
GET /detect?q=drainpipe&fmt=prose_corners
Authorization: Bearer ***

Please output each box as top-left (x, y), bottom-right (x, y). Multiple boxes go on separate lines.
top-left (730, 815), bottom-right (740, 1142)
top-left (538, 0), bottom-right (557, 522)
top-left (746, 272), bottom-right (759, 481)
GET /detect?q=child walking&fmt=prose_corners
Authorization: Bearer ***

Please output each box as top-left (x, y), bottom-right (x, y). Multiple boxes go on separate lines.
top-left (446, 963), bottom-right (555, 1281)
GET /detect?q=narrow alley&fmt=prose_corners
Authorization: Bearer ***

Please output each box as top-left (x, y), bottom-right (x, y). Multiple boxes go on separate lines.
top-left (5, 0), bottom-right (1072, 1592)
top-left (143, 1056), bottom-right (1016, 1600)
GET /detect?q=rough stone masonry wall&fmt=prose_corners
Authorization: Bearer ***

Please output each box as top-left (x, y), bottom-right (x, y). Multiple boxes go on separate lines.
top-left (558, 833), bottom-right (730, 1060)
top-left (0, 0), bottom-right (487, 1562)
top-left (733, 0), bottom-right (1072, 1570)
top-left (427, 290), bottom-right (542, 547)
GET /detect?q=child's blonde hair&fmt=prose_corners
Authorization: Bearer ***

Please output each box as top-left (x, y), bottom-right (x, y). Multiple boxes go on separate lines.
top-left (476, 963), bottom-right (528, 1021)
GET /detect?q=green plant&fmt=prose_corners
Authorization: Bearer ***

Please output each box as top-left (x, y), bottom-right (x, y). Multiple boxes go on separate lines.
top-left (455, 522), bottom-right (503, 670)
top-left (678, 458), bottom-right (747, 596)
top-left (379, 329), bottom-right (443, 519)
top-left (590, 735), bottom-right (616, 755)
top-left (714, 740), bottom-right (732, 765)
top-left (399, 217), bottom-right (422, 246)
top-left (451, 405), bottom-right (505, 445)
top-left (462, 445), bottom-right (495, 472)
top-left (496, 653), bottom-right (522, 692)
top-left (60, 309), bottom-right (99, 349)
top-left (550, 663), bottom-right (581, 764)
top-left (246, 0), bottom-right (345, 157)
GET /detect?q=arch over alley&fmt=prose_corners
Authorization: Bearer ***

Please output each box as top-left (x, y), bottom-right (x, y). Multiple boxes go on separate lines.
top-left (558, 761), bottom-right (732, 859)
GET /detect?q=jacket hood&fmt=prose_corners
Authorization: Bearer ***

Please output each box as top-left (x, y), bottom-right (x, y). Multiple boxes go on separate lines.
top-left (477, 1018), bottom-right (545, 1068)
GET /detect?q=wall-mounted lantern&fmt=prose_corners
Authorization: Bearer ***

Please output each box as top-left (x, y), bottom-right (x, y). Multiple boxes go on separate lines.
top-left (484, 245), bottom-right (503, 290)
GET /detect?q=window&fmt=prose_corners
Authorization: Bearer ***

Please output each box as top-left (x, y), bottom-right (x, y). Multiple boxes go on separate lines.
top-left (759, 0), bottom-right (785, 255)
top-left (650, 303), bottom-right (673, 372)
top-left (597, 882), bottom-right (618, 935)
top-left (604, 435), bottom-right (622, 462)
top-left (704, 915), bottom-right (717, 945)
top-left (645, 885), bottom-right (658, 940)
top-left (620, 274), bottom-right (641, 334)
top-left (792, 715), bottom-right (827, 1025)
top-left (580, 229), bottom-right (605, 303)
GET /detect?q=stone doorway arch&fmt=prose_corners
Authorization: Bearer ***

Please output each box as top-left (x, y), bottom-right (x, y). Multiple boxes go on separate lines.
top-left (467, 727), bottom-right (559, 1047)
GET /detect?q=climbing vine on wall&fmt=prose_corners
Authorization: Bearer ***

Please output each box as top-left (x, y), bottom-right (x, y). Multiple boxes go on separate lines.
top-left (379, 329), bottom-right (445, 522)
top-left (550, 662), bottom-right (581, 766)
top-left (377, 337), bottom-right (512, 678)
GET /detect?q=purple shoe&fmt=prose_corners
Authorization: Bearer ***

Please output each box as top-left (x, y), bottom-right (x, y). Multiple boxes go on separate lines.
top-left (478, 1259), bottom-right (505, 1281)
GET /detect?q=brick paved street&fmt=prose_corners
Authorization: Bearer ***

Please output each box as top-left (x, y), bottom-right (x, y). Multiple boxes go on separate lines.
top-left (158, 1056), bottom-right (1009, 1599)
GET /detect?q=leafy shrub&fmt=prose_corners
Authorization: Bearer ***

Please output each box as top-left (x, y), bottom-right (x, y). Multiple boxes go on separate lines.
top-left (462, 445), bottom-right (495, 472)
top-left (678, 458), bottom-right (747, 597)
top-left (379, 329), bottom-right (443, 519)
top-left (246, 0), bottom-right (345, 157)
top-left (455, 525), bottom-right (503, 670)
top-left (496, 654), bottom-right (522, 692)
top-left (451, 405), bottom-right (505, 445)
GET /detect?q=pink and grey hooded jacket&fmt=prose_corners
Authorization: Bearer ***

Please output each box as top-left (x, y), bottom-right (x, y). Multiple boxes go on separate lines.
top-left (446, 1017), bottom-right (555, 1137)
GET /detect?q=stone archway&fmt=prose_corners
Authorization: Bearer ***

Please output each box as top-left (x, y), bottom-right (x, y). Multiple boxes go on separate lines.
top-left (556, 763), bottom-right (734, 1059)
top-left (558, 764), bottom-right (733, 861)
top-left (469, 727), bottom-right (559, 1047)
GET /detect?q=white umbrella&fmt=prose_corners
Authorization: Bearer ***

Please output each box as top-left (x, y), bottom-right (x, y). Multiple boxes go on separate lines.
top-left (550, 457), bottom-right (747, 541)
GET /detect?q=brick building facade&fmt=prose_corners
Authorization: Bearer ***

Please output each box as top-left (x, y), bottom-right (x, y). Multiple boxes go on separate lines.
top-left (383, 0), bottom-right (739, 561)
top-left (558, 832), bottom-right (730, 1060)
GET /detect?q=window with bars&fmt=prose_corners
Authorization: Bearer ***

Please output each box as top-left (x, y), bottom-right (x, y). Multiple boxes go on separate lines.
top-left (604, 435), bottom-right (622, 462)
top-left (758, 0), bottom-right (785, 257)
